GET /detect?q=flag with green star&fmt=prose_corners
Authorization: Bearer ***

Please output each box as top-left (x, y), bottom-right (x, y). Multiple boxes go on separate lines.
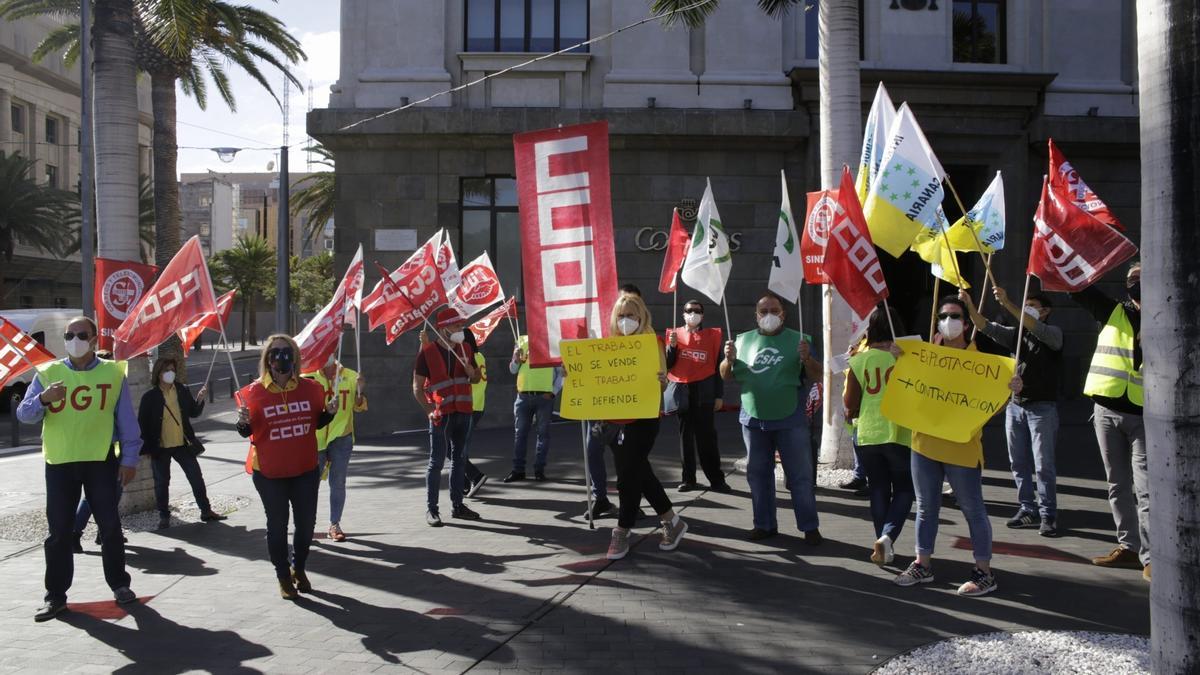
top-left (861, 103), bottom-right (947, 258)
top-left (946, 171), bottom-right (1006, 253)
top-left (855, 82), bottom-right (897, 203)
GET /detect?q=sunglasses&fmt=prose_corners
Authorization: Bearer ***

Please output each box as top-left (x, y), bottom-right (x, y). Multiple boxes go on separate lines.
top-left (684, 309), bottom-right (703, 315)
top-left (63, 331), bottom-right (92, 341)
top-left (268, 348), bottom-right (294, 359)
top-left (937, 313), bottom-right (963, 320)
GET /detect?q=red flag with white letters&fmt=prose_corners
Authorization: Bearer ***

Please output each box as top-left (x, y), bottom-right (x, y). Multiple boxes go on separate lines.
top-left (822, 167), bottom-right (889, 319)
top-left (514, 121), bottom-right (618, 367)
top-left (94, 258), bottom-right (158, 352)
top-left (801, 190), bottom-right (836, 284)
top-left (177, 289), bottom-right (236, 353)
top-left (295, 245), bottom-right (365, 373)
top-left (657, 209), bottom-right (690, 294)
top-left (0, 316), bottom-right (57, 389)
top-left (363, 232), bottom-right (446, 332)
top-left (469, 297), bottom-right (518, 347)
top-left (1028, 177), bottom-right (1137, 292)
top-left (450, 252), bottom-right (505, 319)
top-left (1048, 139), bottom-right (1125, 232)
top-left (113, 237), bottom-right (216, 360)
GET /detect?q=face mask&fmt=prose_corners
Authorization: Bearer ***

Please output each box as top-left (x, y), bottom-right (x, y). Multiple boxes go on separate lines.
top-left (1023, 306), bottom-right (1041, 321)
top-left (449, 331), bottom-right (466, 344)
top-left (757, 314), bottom-right (782, 333)
top-left (1127, 281), bottom-right (1141, 303)
top-left (683, 312), bottom-right (702, 327)
top-left (65, 337), bottom-right (92, 359)
top-left (268, 347), bottom-right (294, 374)
top-left (617, 318), bottom-right (640, 336)
top-left (938, 318), bottom-right (965, 340)
top-left (161, 370), bottom-right (176, 385)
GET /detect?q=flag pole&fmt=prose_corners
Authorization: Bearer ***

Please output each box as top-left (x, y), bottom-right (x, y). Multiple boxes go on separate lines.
top-left (929, 276), bottom-right (941, 341)
top-left (882, 298), bottom-right (898, 342)
top-left (796, 290), bottom-right (804, 340)
top-left (202, 332), bottom-right (223, 387)
top-left (970, 252), bottom-right (994, 342)
top-left (936, 213), bottom-right (967, 291)
top-left (721, 296), bottom-right (733, 343)
top-left (944, 174), bottom-right (997, 288)
top-left (1011, 272), bottom-right (1033, 402)
top-left (354, 309), bottom-right (362, 374)
top-left (214, 306), bottom-right (242, 391)
top-left (581, 421), bottom-right (594, 530)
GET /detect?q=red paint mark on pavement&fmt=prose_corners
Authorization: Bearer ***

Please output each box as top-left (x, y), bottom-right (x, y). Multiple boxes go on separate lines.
top-left (953, 537), bottom-right (1090, 564)
top-left (559, 558), bottom-right (609, 573)
top-left (67, 595), bottom-right (154, 620)
top-left (425, 607), bottom-right (465, 616)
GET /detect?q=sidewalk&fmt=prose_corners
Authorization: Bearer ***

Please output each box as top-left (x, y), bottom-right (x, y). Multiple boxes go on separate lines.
top-left (0, 413), bottom-right (1149, 673)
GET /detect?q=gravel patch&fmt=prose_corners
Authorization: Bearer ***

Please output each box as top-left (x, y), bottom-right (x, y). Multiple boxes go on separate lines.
top-left (0, 494), bottom-right (250, 543)
top-left (874, 631), bottom-right (1150, 675)
top-left (732, 457), bottom-right (860, 490)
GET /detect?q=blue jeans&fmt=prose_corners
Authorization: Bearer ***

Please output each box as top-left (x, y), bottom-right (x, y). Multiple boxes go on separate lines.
top-left (742, 423), bottom-right (819, 532)
top-left (586, 424), bottom-right (610, 501)
top-left (427, 412), bottom-right (471, 514)
top-left (462, 411), bottom-right (484, 484)
top-left (1006, 401), bottom-right (1058, 520)
top-left (74, 479), bottom-right (124, 534)
top-left (251, 468), bottom-right (318, 580)
top-left (318, 434), bottom-right (354, 524)
top-left (858, 443), bottom-right (914, 543)
top-left (151, 447), bottom-right (211, 518)
top-left (911, 452), bottom-right (992, 562)
top-left (513, 393), bottom-right (554, 471)
top-left (850, 429), bottom-right (867, 481)
top-left (45, 454), bottom-right (130, 603)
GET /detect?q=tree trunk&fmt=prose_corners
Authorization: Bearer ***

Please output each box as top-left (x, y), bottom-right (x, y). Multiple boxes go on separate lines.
top-left (150, 70), bottom-right (185, 375)
top-left (91, 0), bottom-right (154, 513)
top-left (817, 0), bottom-right (862, 470)
top-left (1137, 2), bottom-right (1200, 671)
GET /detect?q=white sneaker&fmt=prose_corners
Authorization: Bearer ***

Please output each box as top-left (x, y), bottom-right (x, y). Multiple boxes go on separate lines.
top-left (870, 535), bottom-right (894, 566)
top-left (606, 528), bottom-right (631, 560)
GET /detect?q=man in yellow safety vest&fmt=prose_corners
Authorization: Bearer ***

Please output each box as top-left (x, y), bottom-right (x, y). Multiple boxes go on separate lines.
top-left (503, 335), bottom-right (562, 482)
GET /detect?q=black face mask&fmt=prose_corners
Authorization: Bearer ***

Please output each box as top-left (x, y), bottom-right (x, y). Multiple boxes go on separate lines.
top-left (268, 347), bottom-right (294, 374)
top-left (1127, 281), bottom-right (1141, 304)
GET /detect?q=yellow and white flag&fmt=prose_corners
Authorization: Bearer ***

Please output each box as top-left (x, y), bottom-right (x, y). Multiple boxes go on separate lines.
top-left (855, 82), bottom-right (897, 203)
top-left (945, 171), bottom-right (1006, 254)
top-left (862, 103), bottom-right (947, 258)
top-left (911, 206), bottom-right (970, 289)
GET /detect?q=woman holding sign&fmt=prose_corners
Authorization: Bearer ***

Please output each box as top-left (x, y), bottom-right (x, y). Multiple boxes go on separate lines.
top-left (843, 306), bottom-right (912, 566)
top-left (236, 335), bottom-right (338, 599)
top-left (603, 293), bottom-right (688, 561)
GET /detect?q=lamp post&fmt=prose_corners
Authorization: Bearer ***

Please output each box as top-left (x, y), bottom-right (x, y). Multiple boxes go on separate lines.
top-left (79, 0), bottom-right (94, 316)
top-left (277, 145), bottom-right (289, 334)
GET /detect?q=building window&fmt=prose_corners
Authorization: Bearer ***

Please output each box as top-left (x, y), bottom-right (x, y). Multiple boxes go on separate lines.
top-left (465, 0), bottom-right (589, 53)
top-left (45, 164), bottom-right (58, 188)
top-left (198, 194), bottom-right (213, 207)
top-left (460, 176), bottom-right (521, 300)
top-left (11, 105), bottom-right (24, 134)
top-left (953, 0), bottom-right (1005, 63)
top-left (804, 1), bottom-right (865, 61)
top-left (199, 222), bottom-right (211, 237)
top-left (45, 116), bottom-right (58, 144)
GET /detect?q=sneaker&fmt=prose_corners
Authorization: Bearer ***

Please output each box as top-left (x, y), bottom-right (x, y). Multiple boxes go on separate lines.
top-left (839, 476), bottom-right (867, 491)
top-left (113, 587), bottom-right (137, 604)
top-left (710, 482), bottom-right (733, 494)
top-left (157, 515), bottom-right (171, 530)
top-left (34, 599), bottom-right (67, 622)
top-left (1006, 510), bottom-right (1038, 529)
top-left (1092, 546), bottom-right (1143, 569)
top-left (1143, 564), bottom-right (1152, 582)
top-left (534, 469), bottom-right (547, 481)
top-left (606, 528), bottom-right (631, 560)
top-left (467, 475), bottom-right (489, 498)
top-left (894, 561), bottom-right (935, 587)
top-left (426, 511), bottom-right (443, 527)
top-left (451, 504), bottom-right (481, 521)
top-left (677, 482), bottom-right (700, 493)
top-left (328, 523), bottom-right (346, 542)
top-left (957, 567), bottom-right (998, 597)
top-left (71, 533), bottom-right (83, 554)
top-left (804, 529), bottom-right (824, 546)
top-left (584, 499), bottom-right (616, 520)
top-left (659, 516), bottom-right (688, 551)
top-left (871, 535), bottom-right (895, 566)
top-left (1039, 518), bottom-right (1059, 538)
top-left (291, 568), bottom-right (312, 593)
top-left (747, 527), bottom-right (778, 541)
top-left (200, 510), bottom-right (227, 522)
top-left (502, 471), bottom-right (526, 483)
top-left (278, 577), bottom-right (298, 600)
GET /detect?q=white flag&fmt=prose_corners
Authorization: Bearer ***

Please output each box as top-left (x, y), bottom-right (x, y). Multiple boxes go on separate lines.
top-left (450, 251), bottom-right (505, 318)
top-left (680, 179), bottom-right (732, 304)
top-left (768, 170), bottom-right (803, 303)
top-left (855, 82), bottom-right (897, 202)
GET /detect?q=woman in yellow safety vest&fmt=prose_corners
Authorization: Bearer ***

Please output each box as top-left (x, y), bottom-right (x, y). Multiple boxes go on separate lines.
top-left (302, 356), bottom-right (367, 542)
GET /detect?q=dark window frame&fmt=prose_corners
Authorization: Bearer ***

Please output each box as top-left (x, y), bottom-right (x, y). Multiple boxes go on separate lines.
top-left (11, 104), bottom-right (24, 134)
top-left (465, 0), bottom-right (590, 53)
top-left (45, 116), bottom-right (58, 144)
top-left (952, 0), bottom-right (1006, 64)
top-left (45, 164), bottom-right (58, 188)
top-left (460, 175), bottom-right (521, 297)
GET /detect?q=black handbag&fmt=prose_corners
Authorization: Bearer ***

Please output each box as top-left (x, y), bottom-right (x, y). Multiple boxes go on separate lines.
top-left (662, 380), bottom-right (689, 415)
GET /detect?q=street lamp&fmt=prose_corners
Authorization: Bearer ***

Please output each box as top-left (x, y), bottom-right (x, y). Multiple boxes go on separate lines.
top-left (214, 147), bottom-right (240, 163)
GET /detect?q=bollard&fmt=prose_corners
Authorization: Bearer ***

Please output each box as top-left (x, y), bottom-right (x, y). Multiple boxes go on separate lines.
top-left (228, 377), bottom-right (235, 398)
top-left (209, 384), bottom-right (215, 403)
top-left (9, 395), bottom-right (18, 448)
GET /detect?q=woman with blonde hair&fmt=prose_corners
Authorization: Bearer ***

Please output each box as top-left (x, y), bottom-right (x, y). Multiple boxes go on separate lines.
top-left (602, 293), bottom-right (688, 560)
top-left (235, 334), bottom-right (337, 599)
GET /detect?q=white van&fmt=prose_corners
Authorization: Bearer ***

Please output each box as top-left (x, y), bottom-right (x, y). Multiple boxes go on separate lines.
top-left (1, 309), bottom-right (80, 409)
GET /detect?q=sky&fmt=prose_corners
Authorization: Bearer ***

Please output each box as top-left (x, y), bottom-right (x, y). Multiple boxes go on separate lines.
top-left (174, 0), bottom-right (339, 177)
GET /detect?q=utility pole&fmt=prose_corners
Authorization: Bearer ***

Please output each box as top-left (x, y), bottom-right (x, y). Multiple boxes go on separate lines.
top-left (79, 0), bottom-right (95, 316)
top-left (277, 145), bottom-right (290, 335)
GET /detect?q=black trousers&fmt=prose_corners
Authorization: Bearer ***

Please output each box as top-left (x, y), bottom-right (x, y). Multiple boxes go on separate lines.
top-left (252, 468), bottom-right (319, 580)
top-left (45, 453), bottom-right (130, 603)
top-left (610, 418), bottom-right (672, 529)
top-left (678, 383), bottom-right (725, 486)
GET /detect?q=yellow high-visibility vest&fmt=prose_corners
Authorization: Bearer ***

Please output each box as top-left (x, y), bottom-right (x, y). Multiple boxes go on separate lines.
top-left (37, 360), bottom-right (125, 464)
top-left (471, 352), bottom-right (487, 412)
top-left (515, 336), bottom-right (555, 392)
top-left (1084, 305), bottom-right (1143, 406)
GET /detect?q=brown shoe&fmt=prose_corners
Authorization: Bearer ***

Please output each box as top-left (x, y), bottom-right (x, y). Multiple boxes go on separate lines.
top-left (1142, 564), bottom-right (1151, 582)
top-left (291, 568), bottom-right (312, 593)
top-left (278, 577), bottom-right (298, 600)
top-left (1091, 547), bottom-right (1143, 569)
top-left (328, 523), bottom-right (346, 542)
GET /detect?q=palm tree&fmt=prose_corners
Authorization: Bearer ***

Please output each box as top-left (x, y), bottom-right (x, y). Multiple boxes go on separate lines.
top-left (0, 152), bottom-right (79, 303)
top-left (64, 173), bottom-right (157, 264)
top-left (291, 144), bottom-right (336, 246)
top-left (652, 0), bottom-right (862, 468)
top-left (1137, 1), bottom-right (1199, 670)
top-left (209, 235), bottom-right (275, 346)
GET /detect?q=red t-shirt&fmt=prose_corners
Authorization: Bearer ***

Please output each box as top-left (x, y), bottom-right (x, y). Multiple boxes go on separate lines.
top-left (237, 378), bottom-right (325, 478)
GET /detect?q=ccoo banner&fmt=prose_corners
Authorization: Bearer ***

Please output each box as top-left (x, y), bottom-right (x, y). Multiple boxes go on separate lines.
top-left (94, 258), bottom-right (158, 352)
top-left (514, 120), bottom-right (618, 367)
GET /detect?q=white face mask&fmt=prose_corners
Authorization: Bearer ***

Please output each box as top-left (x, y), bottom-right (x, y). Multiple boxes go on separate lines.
top-left (1023, 305), bottom-right (1041, 321)
top-left (938, 318), bottom-right (965, 340)
top-left (617, 317), bottom-right (640, 336)
top-left (64, 337), bottom-right (92, 359)
top-left (683, 312), bottom-right (702, 327)
top-left (449, 331), bottom-right (466, 344)
top-left (757, 314), bottom-right (782, 333)
top-left (161, 370), bottom-right (176, 385)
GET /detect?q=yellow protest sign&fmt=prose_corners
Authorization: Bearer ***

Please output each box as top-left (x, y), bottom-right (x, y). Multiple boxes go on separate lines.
top-left (559, 334), bottom-right (662, 421)
top-left (880, 339), bottom-right (1015, 443)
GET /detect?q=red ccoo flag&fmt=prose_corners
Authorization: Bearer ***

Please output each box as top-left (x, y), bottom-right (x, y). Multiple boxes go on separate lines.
top-left (469, 297), bottom-right (518, 347)
top-left (1028, 177), bottom-right (1137, 292)
top-left (657, 209), bottom-right (691, 294)
top-left (177, 290), bottom-right (237, 353)
top-left (1048, 139), bottom-right (1125, 232)
top-left (113, 236), bottom-right (216, 360)
top-left (0, 316), bottom-right (57, 390)
top-left (822, 166), bottom-right (889, 319)
top-left (295, 245), bottom-right (365, 373)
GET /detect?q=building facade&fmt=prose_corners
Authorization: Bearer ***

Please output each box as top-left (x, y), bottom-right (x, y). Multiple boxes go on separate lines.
top-left (310, 0), bottom-right (1140, 435)
top-left (179, 174), bottom-right (236, 256)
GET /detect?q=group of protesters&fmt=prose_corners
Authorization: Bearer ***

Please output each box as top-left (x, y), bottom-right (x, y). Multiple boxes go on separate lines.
top-left (16, 262), bottom-right (1146, 619)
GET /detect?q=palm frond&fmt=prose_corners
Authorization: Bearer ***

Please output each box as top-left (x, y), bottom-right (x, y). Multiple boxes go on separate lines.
top-left (30, 23), bottom-right (80, 67)
top-left (0, 0), bottom-right (79, 21)
top-left (0, 152), bottom-right (80, 261)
